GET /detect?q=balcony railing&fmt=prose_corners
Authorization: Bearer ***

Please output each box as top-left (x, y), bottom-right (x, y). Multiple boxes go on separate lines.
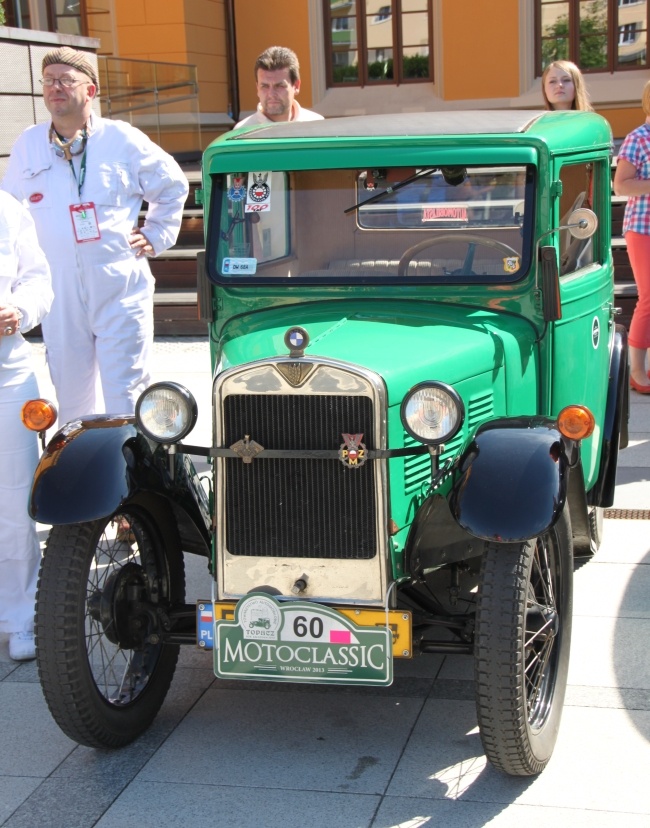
top-left (98, 56), bottom-right (201, 157)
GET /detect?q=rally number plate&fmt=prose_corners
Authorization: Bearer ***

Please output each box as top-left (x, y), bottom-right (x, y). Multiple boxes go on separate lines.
top-left (197, 597), bottom-right (412, 687)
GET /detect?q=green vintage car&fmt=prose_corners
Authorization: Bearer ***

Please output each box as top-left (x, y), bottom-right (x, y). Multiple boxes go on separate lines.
top-left (28, 111), bottom-right (628, 776)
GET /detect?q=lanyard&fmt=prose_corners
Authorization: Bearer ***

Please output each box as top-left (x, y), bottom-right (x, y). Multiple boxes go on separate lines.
top-left (69, 147), bottom-right (87, 201)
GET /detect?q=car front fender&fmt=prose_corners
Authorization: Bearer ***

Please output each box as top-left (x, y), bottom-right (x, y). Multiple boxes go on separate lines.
top-left (448, 416), bottom-right (571, 543)
top-left (30, 416), bottom-right (210, 544)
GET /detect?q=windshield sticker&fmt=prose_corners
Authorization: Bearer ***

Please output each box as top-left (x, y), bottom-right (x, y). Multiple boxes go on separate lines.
top-left (422, 205), bottom-right (468, 222)
top-left (222, 257), bottom-right (257, 275)
top-left (227, 174), bottom-right (247, 202)
top-left (246, 172), bottom-right (271, 213)
top-left (503, 256), bottom-right (520, 273)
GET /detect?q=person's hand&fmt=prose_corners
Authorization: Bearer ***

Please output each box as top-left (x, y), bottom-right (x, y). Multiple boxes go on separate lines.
top-left (0, 304), bottom-right (22, 336)
top-left (129, 229), bottom-right (154, 258)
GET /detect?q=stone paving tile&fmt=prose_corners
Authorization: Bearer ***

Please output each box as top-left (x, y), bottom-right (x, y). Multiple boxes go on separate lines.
top-left (0, 683), bottom-right (75, 778)
top-left (95, 781), bottom-right (380, 828)
top-left (50, 665), bottom-right (216, 782)
top-left (373, 796), bottom-right (650, 827)
top-left (3, 778), bottom-right (125, 828)
top-left (136, 687), bottom-right (424, 795)
top-left (0, 778), bottom-right (42, 826)
top-left (385, 699), bottom-right (650, 815)
top-left (568, 615), bottom-right (650, 688)
top-left (2, 660), bottom-right (38, 684)
top-left (573, 560), bottom-right (650, 618)
top-left (565, 685), bottom-right (650, 710)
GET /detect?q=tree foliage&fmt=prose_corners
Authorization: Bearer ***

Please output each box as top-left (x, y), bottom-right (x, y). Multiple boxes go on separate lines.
top-left (541, 0), bottom-right (608, 70)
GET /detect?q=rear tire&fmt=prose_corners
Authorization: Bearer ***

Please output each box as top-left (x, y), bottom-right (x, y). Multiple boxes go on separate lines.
top-left (35, 509), bottom-right (184, 748)
top-left (474, 509), bottom-right (573, 776)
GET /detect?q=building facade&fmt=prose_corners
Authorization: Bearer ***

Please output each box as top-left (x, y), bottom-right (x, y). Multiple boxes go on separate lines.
top-left (1, 0), bottom-right (648, 146)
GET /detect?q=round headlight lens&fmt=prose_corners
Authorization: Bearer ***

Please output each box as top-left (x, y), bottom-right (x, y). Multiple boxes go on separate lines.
top-left (136, 382), bottom-right (198, 443)
top-left (400, 382), bottom-right (464, 445)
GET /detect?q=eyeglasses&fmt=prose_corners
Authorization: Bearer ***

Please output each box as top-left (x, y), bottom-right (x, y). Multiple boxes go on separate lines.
top-left (40, 76), bottom-right (89, 89)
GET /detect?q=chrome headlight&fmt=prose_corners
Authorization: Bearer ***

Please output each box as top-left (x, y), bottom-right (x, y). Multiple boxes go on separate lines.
top-left (400, 382), bottom-right (464, 445)
top-left (135, 382), bottom-right (198, 443)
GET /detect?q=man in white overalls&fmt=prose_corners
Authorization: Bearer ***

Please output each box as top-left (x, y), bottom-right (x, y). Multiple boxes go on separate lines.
top-left (2, 46), bottom-right (189, 426)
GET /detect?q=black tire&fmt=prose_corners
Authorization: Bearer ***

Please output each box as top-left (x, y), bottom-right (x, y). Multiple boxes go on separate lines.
top-left (35, 509), bottom-right (185, 749)
top-left (474, 509), bottom-right (573, 776)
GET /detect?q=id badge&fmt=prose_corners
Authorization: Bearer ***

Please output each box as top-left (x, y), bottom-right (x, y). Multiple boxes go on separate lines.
top-left (70, 202), bottom-right (101, 242)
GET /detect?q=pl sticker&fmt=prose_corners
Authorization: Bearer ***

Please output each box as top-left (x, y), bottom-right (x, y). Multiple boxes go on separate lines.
top-left (227, 174), bottom-right (247, 202)
top-left (222, 257), bottom-right (257, 274)
top-left (246, 172), bottom-right (271, 213)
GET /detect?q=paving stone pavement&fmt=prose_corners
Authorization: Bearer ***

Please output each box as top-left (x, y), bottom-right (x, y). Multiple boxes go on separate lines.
top-left (0, 337), bottom-right (648, 828)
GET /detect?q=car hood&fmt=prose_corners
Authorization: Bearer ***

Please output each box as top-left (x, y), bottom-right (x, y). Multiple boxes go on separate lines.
top-left (219, 299), bottom-right (537, 405)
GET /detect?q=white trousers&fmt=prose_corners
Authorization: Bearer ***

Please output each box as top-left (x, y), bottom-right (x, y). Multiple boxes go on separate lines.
top-left (42, 257), bottom-right (154, 425)
top-left (0, 371), bottom-right (41, 633)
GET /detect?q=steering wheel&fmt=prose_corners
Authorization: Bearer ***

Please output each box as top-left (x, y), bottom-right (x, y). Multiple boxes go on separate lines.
top-left (397, 233), bottom-right (520, 277)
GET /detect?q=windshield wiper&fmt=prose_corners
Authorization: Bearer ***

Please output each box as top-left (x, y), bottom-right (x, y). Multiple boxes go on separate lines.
top-left (344, 167), bottom-right (436, 214)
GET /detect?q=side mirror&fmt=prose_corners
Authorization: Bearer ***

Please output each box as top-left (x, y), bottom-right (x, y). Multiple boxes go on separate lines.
top-left (566, 207), bottom-right (598, 239)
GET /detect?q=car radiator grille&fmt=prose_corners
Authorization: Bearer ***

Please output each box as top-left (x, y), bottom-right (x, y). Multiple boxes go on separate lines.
top-left (224, 394), bottom-right (377, 559)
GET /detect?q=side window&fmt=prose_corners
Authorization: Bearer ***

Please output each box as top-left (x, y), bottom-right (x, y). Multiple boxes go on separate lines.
top-left (558, 161), bottom-right (599, 276)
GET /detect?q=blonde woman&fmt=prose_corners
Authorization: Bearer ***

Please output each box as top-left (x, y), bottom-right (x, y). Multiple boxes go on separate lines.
top-left (542, 60), bottom-right (594, 112)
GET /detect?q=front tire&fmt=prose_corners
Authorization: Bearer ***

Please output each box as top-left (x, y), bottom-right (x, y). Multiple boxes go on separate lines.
top-left (474, 510), bottom-right (573, 776)
top-left (35, 509), bottom-right (185, 748)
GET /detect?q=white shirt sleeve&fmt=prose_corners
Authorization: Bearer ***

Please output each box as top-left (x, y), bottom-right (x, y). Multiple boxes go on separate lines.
top-left (9, 200), bottom-right (53, 332)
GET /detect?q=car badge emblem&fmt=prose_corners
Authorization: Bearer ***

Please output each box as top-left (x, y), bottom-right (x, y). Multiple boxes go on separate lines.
top-left (339, 433), bottom-right (367, 468)
top-left (591, 316), bottom-right (600, 349)
top-left (249, 172), bottom-right (270, 203)
top-left (276, 362), bottom-right (314, 387)
top-left (284, 326), bottom-right (310, 357)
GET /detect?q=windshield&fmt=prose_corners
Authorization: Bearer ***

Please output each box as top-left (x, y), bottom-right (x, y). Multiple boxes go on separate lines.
top-left (208, 165), bottom-right (535, 285)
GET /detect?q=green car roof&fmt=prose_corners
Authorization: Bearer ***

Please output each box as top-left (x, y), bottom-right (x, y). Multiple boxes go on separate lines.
top-left (204, 110), bottom-right (612, 175)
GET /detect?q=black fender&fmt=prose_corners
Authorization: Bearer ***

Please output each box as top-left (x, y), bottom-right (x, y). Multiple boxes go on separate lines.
top-left (587, 324), bottom-right (629, 508)
top-left (30, 416), bottom-right (211, 552)
top-left (448, 416), bottom-right (572, 543)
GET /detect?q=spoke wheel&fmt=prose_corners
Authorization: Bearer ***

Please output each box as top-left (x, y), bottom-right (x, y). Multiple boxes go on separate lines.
top-left (474, 510), bottom-right (572, 776)
top-left (35, 509), bottom-right (184, 748)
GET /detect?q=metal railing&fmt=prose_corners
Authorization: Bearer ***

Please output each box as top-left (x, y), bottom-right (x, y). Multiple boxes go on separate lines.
top-left (97, 55), bottom-right (201, 156)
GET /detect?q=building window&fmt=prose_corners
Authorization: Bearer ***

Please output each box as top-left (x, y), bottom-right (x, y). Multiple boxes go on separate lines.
top-left (536, 0), bottom-right (649, 73)
top-left (325, 0), bottom-right (432, 87)
top-left (4, 0), bottom-right (32, 29)
top-left (48, 0), bottom-right (86, 37)
top-left (619, 21), bottom-right (638, 42)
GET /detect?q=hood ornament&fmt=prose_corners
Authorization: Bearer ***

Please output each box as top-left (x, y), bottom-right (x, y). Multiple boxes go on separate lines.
top-left (284, 326), bottom-right (309, 357)
top-left (230, 435), bottom-right (264, 464)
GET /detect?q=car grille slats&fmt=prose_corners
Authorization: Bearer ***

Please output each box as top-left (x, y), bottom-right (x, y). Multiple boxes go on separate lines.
top-left (224, 394), bottom-right (377, 559)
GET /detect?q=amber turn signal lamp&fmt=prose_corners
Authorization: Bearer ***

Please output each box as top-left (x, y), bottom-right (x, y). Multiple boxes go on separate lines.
top-left (557, 405), bottom-right (595, 440)
top-left (21, 399), bottom-right (58, 432)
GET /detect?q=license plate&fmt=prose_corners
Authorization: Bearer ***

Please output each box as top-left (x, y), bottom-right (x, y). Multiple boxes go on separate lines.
top-left (197, 597), bottom-right (412, 687)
